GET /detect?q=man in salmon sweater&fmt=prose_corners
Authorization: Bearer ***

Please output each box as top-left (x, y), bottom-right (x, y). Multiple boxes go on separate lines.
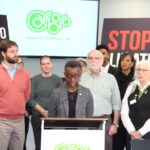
top-left (0, 40), bottom-right (31, 150)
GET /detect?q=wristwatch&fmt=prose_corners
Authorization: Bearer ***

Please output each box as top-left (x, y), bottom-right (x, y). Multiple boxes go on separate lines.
top-left (112, 123), bottom-right (119, 128)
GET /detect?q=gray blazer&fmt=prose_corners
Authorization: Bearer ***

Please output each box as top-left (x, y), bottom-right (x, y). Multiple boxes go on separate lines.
top-left (48, 84), bottom-right (93, 117)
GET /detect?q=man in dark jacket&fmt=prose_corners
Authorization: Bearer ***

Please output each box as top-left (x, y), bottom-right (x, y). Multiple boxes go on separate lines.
top-left (96, 44), bottom-right (117, 76)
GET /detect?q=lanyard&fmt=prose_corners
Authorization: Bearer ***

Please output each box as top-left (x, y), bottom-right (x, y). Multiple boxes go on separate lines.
top-left (137, 86), bottom-right (149, 99)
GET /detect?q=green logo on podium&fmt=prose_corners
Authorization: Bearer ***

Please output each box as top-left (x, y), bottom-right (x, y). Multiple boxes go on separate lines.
top-left (54, 144), bottom-right (91, 150)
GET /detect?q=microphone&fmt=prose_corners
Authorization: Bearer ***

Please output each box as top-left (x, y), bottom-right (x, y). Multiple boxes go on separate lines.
top-left (48, 90), bottom-right (78, 117)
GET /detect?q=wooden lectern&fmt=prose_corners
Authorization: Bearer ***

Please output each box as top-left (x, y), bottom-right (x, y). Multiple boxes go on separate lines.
top-left (41, 117), bottom-right (107, 150)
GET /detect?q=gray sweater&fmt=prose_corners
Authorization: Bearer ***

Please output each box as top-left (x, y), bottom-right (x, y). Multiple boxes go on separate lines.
top-left (29, 74), bottom-right (63, 116)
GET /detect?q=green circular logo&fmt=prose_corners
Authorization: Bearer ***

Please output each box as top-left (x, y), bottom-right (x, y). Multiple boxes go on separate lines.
top-left (26, 10), bottom-right (72, 35)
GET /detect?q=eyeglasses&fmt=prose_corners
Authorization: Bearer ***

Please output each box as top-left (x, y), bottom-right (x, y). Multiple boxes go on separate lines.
top-left (87, 57), bottom-right (103, 61)
top-left (65, 74), bottom-right (81, 79)
top-left (136, 69), bottom-right (150, 72)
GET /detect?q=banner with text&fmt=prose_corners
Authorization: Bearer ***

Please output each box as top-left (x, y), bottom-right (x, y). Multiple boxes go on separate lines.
top-left (101, 18), bottom-right (150, 66)
top-left (0, 15), bottom-right (9, 41)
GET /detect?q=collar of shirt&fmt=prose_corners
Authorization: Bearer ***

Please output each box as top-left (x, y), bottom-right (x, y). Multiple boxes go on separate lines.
top-left (133, 79), bottom-right (150, 92)
top-left (101, 63), bottom-right (110, 73)
top-left (2, 62), bottom-right (19, 79)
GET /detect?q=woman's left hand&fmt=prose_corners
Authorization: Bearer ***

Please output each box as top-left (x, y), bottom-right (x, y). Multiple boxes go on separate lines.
top-left (130, 131), bottom-right (142, 139)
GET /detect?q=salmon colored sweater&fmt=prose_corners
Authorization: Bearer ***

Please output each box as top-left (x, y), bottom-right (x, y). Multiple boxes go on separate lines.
top-left (0, 65), bottom-right (31, 118)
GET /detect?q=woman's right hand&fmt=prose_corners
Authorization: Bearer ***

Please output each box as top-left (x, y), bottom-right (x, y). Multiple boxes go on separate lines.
top-left (41, 110), bottom-right (48, 118)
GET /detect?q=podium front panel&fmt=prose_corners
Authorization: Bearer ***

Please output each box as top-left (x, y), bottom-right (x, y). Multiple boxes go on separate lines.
top-left (41, 129), bottom-right (104, 150)
top-left (41, 118), bottom-right (106, 150)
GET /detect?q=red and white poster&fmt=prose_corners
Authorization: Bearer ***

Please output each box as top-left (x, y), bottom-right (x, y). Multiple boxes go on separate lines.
top-left (99, 0), bottom-right (150, 66)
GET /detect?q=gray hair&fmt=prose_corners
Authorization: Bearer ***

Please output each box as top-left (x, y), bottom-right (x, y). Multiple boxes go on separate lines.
top-left (136, 60), bottom-right (150, 70)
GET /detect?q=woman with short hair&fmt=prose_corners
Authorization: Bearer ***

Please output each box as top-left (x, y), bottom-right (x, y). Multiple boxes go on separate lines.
top-left (121, 60), bottom-right (150, 150)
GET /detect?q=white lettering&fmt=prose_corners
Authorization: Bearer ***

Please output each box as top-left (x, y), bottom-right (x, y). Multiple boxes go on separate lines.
top-left (0, 27), bottom-right (6, 39)
top-left (110, 52), bottom-right (150, 67)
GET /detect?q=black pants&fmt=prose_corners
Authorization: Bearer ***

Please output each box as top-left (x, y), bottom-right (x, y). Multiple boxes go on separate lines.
top-left (31, 116), bottom-right (41, 150)
top-left (24, 117), bottom-right (29, 150)
top-left (112, 119), bottom-right (127, 150)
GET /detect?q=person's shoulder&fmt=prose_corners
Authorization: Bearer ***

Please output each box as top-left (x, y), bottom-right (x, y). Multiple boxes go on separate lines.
top-left (78, 85), bottom-right (93, 98)
top-left (31, 74), bottom-right (41, 81)
top-left (102, 71), bottom-right (114, 78)
top-left (124, 80), bottom-right (137, 95)
top-left (52, 84), bottom-right (65, 94)
top-left (108, 65), bottom-right (118, 75)
top-left (102, 71), bottom-right (117, 82)
top-left (0, 64), bottom-right (3, 69)
top-left (32, 74), bottom-right (41, 78)
top-left (128, 80), bottom-right (137, 89)
top-left (19, 67), bottom-right (30, 77)
top-left (78, 84), bottom-right (90, 92)
top-left (51, 74), bottom-right (63, 84)
top-left (52, 74), bottom-right (62, 79)
top-left (0, 64), bottom-right (4, 72)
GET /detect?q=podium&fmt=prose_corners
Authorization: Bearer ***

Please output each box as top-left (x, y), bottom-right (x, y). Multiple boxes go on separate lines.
top-left (41, 117), bottom-right (107, 150)
top-left (131, 139), bottom-right (150, 150)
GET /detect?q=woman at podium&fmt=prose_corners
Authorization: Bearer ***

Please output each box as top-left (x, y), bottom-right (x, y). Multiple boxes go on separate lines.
top-left (49, 60), bottom-right (94, 118)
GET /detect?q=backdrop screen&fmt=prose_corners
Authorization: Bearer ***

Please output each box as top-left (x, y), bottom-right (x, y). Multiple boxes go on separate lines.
top-left (0, 0), bottom-right (99, 57)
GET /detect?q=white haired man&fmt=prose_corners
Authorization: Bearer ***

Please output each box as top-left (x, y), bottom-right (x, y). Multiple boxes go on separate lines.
top-left (80, 50), bottom-right (121, 150)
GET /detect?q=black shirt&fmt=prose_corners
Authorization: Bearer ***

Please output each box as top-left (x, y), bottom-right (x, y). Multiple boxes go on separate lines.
top-left (68, 91), bottom-right (77, 118)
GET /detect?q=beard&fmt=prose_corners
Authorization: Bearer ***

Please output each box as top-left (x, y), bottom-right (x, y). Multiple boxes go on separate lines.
top-left (5, 55), bottom-right (18, 64)
top-left (88, 63), bottom-right (101, 72)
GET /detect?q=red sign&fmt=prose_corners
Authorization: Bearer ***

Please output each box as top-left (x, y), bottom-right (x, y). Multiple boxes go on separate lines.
top-left (101, 18), bottom-right (150, 65)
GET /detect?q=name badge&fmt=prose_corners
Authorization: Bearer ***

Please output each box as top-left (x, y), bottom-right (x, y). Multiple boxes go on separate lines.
top-left (130, 99), bottom-right (136, 105)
